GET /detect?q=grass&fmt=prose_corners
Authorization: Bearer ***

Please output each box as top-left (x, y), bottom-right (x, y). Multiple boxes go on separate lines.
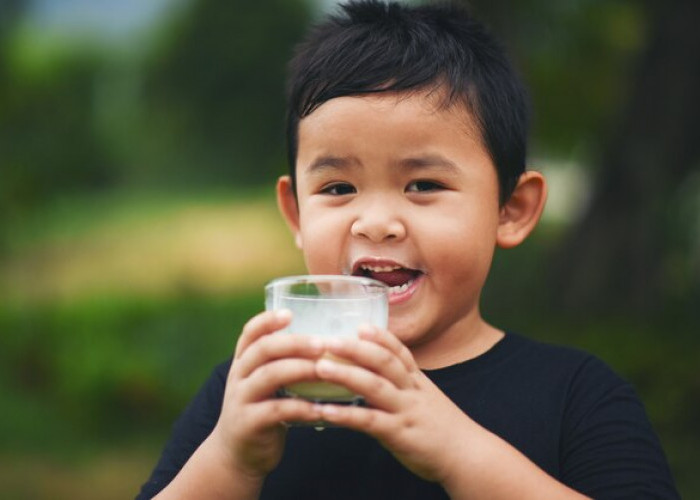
top-left (0, 446), bottom-right (160, 500)
top-left (1, 187), bottom-right (305, 303)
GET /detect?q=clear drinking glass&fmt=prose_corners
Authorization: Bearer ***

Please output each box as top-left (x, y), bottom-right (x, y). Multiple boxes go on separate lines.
top-left (265, 275), bottom-right (388, 404)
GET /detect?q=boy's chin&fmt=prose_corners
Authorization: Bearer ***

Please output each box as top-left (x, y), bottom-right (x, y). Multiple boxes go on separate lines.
top-left (386, 317), bottom-right (422, 344)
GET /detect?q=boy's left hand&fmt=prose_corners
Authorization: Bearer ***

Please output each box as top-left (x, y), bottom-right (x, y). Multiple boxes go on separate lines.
top-left (314, 325), bottom-right (475, 486)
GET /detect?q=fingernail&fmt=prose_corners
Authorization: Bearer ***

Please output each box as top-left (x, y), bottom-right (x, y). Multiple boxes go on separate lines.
top-left (326, 336), bottom-right (343, 349)
top-left (309, 336), bottom-right (324, 351)
top-left (321, 405), bottom-right (338, 416)
top-left (275, 309), bottom-right (292, 321)
top-left (317, 358), bottom-right (336, 374)
top-left (358, 323), bottom-right (376, 337)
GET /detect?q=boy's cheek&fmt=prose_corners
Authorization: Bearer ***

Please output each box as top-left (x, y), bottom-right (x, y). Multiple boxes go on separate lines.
top-left (298, 221), bottom-right (351, 273)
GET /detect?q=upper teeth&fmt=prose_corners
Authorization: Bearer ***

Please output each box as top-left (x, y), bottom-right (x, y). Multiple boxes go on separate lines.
top-left (360, 264), bottom-right (402, 273)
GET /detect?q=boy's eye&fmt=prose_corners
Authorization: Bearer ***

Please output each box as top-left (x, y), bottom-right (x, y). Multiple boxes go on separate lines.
top-left (320, 183), bottom-right (356, 195)
top-left (406, 180), bottom-right (444, 192)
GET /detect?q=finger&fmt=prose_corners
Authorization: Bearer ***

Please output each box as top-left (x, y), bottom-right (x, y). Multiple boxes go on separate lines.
top-left (323, 336), bottom-right (412, 390)
top-left (241, 358), bottom-right (320, 402)
top-left (315, 358), bottom-right (401, 411)
top-left (317, 403), bottom-right (394, 438)
top-left (358, 325), bottom-right (417, 372)
top-left (235, 334), bottom-right (325, 379)
top-left (234, 309), bottom-right (292, 359)
top-left (246, 399), bottom-right (324, 430)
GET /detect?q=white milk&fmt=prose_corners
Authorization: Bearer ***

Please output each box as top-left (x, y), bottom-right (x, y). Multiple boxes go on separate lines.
top-left (266, 276), bottom-right (388, 402)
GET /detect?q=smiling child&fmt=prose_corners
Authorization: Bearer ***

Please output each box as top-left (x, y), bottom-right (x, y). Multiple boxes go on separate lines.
top-left (138, 2), bottom-right (679, 499)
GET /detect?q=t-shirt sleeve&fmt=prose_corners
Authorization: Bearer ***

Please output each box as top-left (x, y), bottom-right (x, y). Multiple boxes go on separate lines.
top-left (134, 360), bottom-right (231, 500)
top-left (559, 355), bottom-right (680, 499)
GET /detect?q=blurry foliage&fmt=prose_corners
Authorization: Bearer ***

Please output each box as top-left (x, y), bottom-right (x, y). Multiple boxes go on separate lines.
top-left (1, 51), bottom-right (117, 212)
top-left (0, 291), bottom-right (261, 451)
top-left (137, 0), bottom-right (311, 186)
top-left (470, 0), bottom-right (648, 159)
top-left (0, 0), bottom-right (313, 247)
top-left (473, 0), bottom-right (700, 316)
top-left (1, 15), bottom-right (117, 227)
top-left (2, 0), bottom-right (649, 210)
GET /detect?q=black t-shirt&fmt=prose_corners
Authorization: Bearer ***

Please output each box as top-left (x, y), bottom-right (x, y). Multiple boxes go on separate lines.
top-left (136, 333), bottom-right (680, 499)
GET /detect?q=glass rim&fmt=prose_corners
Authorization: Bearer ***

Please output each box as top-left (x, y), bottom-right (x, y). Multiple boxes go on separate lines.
top-left (265, 274), bottom-right (388, 292)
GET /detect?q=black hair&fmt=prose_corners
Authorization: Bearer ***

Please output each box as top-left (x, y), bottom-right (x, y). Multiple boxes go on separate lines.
top-left (285, 0), bottom-right (529, 204)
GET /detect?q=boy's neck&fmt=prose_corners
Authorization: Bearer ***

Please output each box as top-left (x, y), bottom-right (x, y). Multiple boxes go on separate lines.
top-left (410, 314), bottom-right (504, 370)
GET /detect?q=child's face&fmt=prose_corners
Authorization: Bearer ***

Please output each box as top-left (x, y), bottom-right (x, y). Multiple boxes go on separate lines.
top-left (279, 90), bottom-right (506, 360)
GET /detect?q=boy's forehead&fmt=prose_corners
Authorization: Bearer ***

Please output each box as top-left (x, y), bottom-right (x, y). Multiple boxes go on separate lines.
top-left (298, 89), bottom-right (483, 149)
top-left (294, 89), bottom-right (496, 186)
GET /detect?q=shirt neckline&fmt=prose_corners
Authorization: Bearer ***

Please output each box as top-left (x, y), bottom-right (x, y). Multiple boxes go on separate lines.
top-left (422, 332), bottom-right (524, 383)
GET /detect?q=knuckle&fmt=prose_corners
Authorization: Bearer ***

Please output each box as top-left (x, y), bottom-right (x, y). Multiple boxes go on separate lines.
top-left (398, 412), bottom-right (416, 430)
top-left (362, 409), bottom-right (378, 429)
top-left (377, 348), bottom-right (394, 366)
top-left (369, 375), bottom-right (387, 394)
top-left (256, 337), bottom-right (274, 358)
top-left (269, 398), bottom-right (282, 416)
top-left (399, 346), bottom-right (415, 369)
top-left (254, 363), bottom-right (273, 382)
top-left (229, 363), bottom-right (244, 381)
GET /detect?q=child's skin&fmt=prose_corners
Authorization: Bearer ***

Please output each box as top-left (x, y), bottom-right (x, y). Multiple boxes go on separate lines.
top-left (155, 90), bottom-right (590, 499)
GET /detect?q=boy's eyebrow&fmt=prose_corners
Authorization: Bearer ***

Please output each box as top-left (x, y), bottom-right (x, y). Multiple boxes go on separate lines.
top-left (304, 154), bottom-right (460, 174)
top-left (398, 155), bottom-right (460, 174)
top-left (306, 155), bottom-right (361, 173)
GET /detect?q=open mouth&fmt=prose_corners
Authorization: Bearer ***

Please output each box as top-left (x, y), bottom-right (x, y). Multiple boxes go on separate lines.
top-left (352, 262), bottom-right (423, 298)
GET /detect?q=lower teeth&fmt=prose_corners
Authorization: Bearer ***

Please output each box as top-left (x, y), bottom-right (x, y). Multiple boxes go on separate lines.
top-left (389, 279), bottom-right (413, 294)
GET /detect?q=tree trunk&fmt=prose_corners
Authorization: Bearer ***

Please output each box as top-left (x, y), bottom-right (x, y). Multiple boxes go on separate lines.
top-left (550, 0), bottom-right (700, 316)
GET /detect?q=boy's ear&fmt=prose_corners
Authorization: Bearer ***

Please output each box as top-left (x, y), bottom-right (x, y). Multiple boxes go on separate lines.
top-left (276, 176), bottom-right (303, 249)
top-left (496, 170), bottom-right (547, 249)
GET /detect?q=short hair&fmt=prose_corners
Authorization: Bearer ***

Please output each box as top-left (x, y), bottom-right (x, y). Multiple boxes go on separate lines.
top-left (285, 0), bottom-right (530, 204)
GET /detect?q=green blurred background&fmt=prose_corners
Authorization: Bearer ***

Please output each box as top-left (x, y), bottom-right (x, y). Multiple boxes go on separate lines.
top-left (1, 0), bottom-right (698, 498)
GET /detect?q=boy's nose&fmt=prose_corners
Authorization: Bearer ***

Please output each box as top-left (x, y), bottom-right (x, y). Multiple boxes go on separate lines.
top-left (350, 208), bottom-right (407, 243)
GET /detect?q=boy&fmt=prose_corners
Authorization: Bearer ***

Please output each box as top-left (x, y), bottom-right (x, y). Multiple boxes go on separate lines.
top-left (138, 1), bottom-right (679, 498)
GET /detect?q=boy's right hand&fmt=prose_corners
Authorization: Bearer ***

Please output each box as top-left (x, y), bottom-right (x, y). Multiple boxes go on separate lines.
top-left (208, 309), bottom-right (325, 483)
